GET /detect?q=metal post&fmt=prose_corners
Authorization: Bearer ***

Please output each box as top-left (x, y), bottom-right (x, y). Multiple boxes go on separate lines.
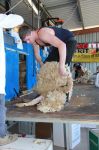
top-left (37, 0), bottom-right (40, 28)
top-left (63, 123), bottom-right (70, 150)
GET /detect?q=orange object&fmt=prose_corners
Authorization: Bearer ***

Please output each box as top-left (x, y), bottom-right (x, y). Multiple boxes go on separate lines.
top-left (55, 19), bottom-right (64, 23)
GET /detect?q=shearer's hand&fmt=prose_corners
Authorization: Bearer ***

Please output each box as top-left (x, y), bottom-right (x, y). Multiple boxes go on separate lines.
top-left (59, 65), bottom-right (69, 76)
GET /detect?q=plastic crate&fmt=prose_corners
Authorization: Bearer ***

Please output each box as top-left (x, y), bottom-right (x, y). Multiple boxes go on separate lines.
top-left (89, 129), bottom-right (99, 150)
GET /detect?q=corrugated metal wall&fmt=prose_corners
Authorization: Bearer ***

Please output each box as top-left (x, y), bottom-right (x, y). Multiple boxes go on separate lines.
top-left (76, 32), bottom-right (99, 43)
top-left (74, 32), bottom-right (99, 73)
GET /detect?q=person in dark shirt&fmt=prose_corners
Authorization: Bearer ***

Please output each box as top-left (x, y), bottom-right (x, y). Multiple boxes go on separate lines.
top-left (72, 63), bottom-right (84, 79)
top-left (19, 26), bottom-right (77, 76)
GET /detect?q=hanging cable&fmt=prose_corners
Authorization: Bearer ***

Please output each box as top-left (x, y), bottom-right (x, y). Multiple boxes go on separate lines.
top-left (4, 0), bottom-right (23, 14)
top-left (6, 0), bottom-right (11, 8)
top-left (5, 0), bottom-right (11, 14)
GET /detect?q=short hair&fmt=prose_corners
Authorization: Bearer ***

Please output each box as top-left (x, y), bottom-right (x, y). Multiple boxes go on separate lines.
top-left (19, 25), bottom-right (32, 40)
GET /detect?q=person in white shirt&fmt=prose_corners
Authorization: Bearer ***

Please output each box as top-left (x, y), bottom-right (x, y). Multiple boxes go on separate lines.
top-left (95, 66), bottom-right (99, 88)
top-left (0, 13), bottom-right (23, 146)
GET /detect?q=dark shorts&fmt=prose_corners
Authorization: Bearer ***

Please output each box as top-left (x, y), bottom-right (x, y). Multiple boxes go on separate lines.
top-left (66, 38), bottom-right (77, 65)
top-left (44, 38), bottom-right (77, 66)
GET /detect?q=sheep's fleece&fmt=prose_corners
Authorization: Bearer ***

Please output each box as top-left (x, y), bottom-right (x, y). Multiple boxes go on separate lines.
top-left (36, 62), bottom-right (73, 113)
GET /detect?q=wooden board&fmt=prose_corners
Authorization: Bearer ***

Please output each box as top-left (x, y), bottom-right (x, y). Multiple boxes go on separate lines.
top-left (6, 84), bottom-right (99, 124)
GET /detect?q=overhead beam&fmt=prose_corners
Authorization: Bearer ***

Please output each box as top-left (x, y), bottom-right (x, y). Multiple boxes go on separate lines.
top-left (76, 0), bottom-right (84, 29)
top-left (73, 27), bottom-right (99, 35)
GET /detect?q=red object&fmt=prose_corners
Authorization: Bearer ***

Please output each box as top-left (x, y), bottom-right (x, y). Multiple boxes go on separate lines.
top-left (77, 43), bottom-right (88, 49)
top-left (55, 19), bottom-right (64, 23)
top-left (55, 19), bottom-right (64, 25)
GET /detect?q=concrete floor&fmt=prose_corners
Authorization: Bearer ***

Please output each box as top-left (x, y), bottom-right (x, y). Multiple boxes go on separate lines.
top-left (54, 128), bottom-right (89, 150)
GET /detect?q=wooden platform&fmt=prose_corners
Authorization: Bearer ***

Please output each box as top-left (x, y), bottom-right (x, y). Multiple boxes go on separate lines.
top-left (6, 84), bottom-right (99, 124)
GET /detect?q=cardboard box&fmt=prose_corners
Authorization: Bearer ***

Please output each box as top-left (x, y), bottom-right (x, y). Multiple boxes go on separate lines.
top-left (35, 123), bottom-right (53, 139)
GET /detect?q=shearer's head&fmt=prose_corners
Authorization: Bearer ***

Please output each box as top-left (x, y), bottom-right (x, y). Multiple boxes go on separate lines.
top-left (19, 25), bottom-right (34, 43)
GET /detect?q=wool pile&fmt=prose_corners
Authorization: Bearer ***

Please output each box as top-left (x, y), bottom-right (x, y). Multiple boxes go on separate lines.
top-left (75, 67), bottom-right (92, 84)
top-left (35, 62), bottom-right (73, 113)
